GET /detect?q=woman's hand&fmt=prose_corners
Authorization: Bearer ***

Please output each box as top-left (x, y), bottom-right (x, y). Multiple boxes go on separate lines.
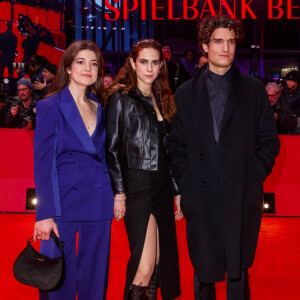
top-left (174, 195), bottom-right (183, 220)
top-left (33, 218), bottom-right (60, 241)
top-left (114, 193), bottom-right (126, 221)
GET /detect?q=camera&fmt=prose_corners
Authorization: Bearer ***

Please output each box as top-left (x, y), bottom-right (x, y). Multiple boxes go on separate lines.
top-left (19, 115), bottom-right (32, 129)
top-left (12, 62), bottom-right (28, 70)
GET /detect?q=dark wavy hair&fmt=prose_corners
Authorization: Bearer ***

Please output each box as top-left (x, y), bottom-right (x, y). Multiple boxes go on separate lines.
top-left (47, 40), bottom-right (105, 104)
top-left (198, 14), bottom-right (245, 56)
top-left (103, 39), bottom-right (176, 122)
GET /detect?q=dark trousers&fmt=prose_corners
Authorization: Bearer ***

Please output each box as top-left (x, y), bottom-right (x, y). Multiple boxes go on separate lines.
top-left (194, 270), bottom-right (250, 300)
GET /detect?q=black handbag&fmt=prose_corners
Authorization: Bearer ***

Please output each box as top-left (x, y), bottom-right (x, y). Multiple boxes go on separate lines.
top-left (13, 231), bottom-right (66, 292)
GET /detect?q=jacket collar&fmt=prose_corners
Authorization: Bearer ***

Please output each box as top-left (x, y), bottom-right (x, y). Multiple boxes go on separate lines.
top-left (58, 85), bottom-right (100, 159)
top-left (191, 65), bottom-right (219, 170)
top-left (190, 64), bottom-right (243, 169)
top-left (128, 87), bottom-right (153, 101)
top-left (220, 64), bottom-right (243, 132)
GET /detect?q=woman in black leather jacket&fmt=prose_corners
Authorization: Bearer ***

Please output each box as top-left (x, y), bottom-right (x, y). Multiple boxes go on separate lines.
top-left (104, 39), bottom-right (182, 300)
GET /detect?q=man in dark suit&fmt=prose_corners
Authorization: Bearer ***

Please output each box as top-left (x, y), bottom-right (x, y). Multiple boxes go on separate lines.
top-left (0, 21), bottom-right (18, 78)
top-left (167, 15), bottom-right (280, 300)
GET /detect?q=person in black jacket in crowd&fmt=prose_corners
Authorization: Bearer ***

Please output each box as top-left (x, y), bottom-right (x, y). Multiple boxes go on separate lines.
top-left (18, 54), bottom-right (49, 82)
top-left (33, 63), bottom-right (57, 98)
top-left (162, 41), bottom-right (196, 94)
top-left (265, 82), bottom-right (297, 134)
top-left (0, 21), bottom-right (18, 78)
top-left (285, 70), bottom-right (300, 116)
top-left (161, 41), bottom-right (178, 93)
top-left (22, 27), bottom-right (40, 63)
top-left (285, 70), bottom-right (300, 134)
top-left (176, 48), bottom-right (197, 87)
top-left (105, 39), bottom-right (181, 300)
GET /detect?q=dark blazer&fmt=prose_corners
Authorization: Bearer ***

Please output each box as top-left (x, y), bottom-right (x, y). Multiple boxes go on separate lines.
top-left (34, 86), bottom-right (114, 222)
top-left (167, 64), bottom-right (280, 282)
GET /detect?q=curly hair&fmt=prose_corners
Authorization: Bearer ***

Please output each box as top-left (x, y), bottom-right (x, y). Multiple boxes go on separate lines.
top-left (47, 40), bottom-right (105, 105)
top-left (103, 39), bottom-right (176, 123)
top-left (198, 14), bottom-right (245, 56)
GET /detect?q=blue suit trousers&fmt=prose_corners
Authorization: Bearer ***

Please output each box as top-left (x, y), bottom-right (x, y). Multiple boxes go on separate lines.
top-left (39, 220), bottom-right (111, 300)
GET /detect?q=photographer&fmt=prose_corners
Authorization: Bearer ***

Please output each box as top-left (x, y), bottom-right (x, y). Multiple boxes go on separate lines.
top-left (32, 63), bottom-right (57, 98)
top-left (22, 27), bottom-right (39, 63)
top-left (18, 54), bottom-right (49, 82)
top-left (5, 78), bottom-right (40, 129)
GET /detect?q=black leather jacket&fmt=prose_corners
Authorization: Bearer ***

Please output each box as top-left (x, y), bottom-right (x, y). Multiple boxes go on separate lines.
top-left (105, 88), bottom-right (178, 194)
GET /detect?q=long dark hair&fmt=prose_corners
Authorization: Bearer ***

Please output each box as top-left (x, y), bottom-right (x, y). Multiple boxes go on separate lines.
top-left (104, 39), bottom-right (176, 122)
top-left (48, 40), bottom-right (105, 104)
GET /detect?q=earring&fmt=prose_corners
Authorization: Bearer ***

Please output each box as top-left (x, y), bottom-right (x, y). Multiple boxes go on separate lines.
top-left (67, 74), bottom-right (70, 86)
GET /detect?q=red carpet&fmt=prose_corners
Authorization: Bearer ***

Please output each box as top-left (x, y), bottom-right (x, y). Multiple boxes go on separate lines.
top-left (1, 214), bottom-right (299, 299)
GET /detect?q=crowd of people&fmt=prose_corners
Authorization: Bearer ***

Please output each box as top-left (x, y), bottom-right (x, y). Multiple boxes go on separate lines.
top-left (1, 23), bottom-right (299, 135)
top-left (0, 16), bottom-right (59, 129)
top-left (0, 60), bottom-right (58, 129)
top-left (0, 13), bottom-right (297, 300)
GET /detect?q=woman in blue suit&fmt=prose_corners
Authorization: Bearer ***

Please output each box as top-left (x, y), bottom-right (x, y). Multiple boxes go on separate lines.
top-left (32, 41), bottom-right (114, 300)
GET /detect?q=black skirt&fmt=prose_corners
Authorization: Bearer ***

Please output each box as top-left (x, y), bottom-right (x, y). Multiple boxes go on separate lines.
top-left (122, 121), bottom-right (181, 300)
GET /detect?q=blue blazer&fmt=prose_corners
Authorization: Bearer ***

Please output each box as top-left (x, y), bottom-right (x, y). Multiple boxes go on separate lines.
top-left (34, 86), bottom-right (114, 222)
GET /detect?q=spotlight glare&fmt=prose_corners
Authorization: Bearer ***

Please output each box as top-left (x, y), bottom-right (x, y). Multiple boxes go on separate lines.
top-left (32, 198), bottom-right (37, 205)
top-left (264, 203), bottom-right (269, 209)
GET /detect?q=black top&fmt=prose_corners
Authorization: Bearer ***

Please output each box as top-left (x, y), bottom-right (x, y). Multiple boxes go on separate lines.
top-left (205, 67), bottom-right (232, 142)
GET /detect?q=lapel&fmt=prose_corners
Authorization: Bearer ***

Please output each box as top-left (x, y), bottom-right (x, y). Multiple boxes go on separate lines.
top-left (58, 86), bottom-right (99, 159)
top-left (220, 64), bottom-right (243, 133)
top-left (128, 88), bottom-right (154, 110)
top-left (191, 67), bottom-right (219, 171)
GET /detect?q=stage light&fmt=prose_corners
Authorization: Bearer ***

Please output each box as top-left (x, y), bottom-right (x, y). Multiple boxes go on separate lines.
top-left (263, 193), bottom-right (276, 214)
top-left (26, 188), bottom-right (36, 211)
